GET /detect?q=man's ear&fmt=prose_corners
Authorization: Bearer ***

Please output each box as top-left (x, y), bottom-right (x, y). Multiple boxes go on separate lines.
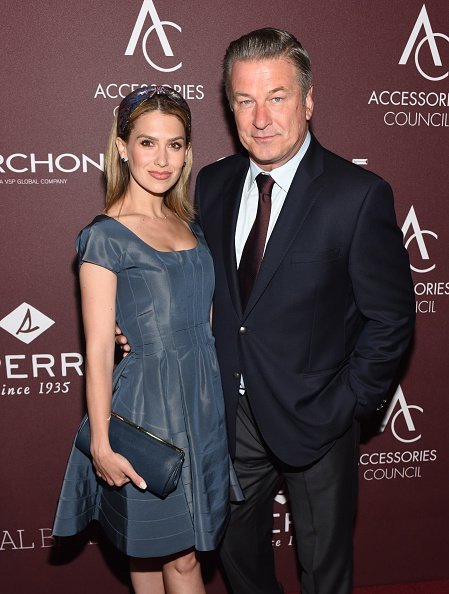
top-left (305, 86), bottom-right (314, 121)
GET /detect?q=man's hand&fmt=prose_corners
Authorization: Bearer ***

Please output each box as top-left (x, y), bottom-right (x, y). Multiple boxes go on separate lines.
top-left (115, 324), bottom-right (131, 356)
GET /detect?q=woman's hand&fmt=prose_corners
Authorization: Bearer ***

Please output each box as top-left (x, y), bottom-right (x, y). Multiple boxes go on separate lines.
top-left (92, 446), bottom-right (147, 490)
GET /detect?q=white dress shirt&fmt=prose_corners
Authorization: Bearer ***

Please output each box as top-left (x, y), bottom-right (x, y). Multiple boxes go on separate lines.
top-left (235, 131), bottom-right (311, 266)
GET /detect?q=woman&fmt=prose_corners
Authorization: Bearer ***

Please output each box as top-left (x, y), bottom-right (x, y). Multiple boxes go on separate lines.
top-left (53, 85), bottom-right (241, 594)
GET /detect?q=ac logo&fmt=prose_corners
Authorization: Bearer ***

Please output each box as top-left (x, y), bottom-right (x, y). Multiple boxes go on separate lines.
top-left (379, 385), bottom-right (423, 444)
top-left (399, 4), bottom-right (448, 81)
top-left (0, 303), bottom-right (55, 344)
top-left (125, 0), bottom-right (182, 72)
top-left (402, 205), bottom-right (438, 274)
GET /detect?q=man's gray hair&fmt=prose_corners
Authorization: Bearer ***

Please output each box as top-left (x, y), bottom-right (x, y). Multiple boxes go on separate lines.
top-left (223, 28), bottom-right (313, 104)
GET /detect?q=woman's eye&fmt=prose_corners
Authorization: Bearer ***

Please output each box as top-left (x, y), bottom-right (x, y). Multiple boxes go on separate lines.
top-left (141, 139), bottom-right (153, 147)
top-left (170, 142), bottom-right (183, 150)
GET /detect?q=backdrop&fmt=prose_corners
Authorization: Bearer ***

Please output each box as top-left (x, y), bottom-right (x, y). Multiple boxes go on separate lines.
top-left (1, 1), bottom-right (448, 592)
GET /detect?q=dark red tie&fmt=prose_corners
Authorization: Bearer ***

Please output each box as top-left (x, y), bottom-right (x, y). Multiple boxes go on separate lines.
top-left (238, 173), bottom-right (275, 308)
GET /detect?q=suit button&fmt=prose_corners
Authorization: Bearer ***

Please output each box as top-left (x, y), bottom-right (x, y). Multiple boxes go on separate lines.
top-left (239, 326), bottom-right (247, 335)
top-left (233, 372), bottom-right (241, 379)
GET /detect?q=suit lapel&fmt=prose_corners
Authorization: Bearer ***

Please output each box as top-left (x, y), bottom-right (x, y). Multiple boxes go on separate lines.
top-left (243, 137), bottom-right (325, 317)
top-left (222, 160), bottom-right (249, 319)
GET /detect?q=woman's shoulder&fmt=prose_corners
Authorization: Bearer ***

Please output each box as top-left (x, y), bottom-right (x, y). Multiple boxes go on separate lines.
top-left (78, 213), bottom-right (113, 234)
top-left (76, 215), bottom-right (123, 273)
top-left (76, 214), bottom-right (121, 243)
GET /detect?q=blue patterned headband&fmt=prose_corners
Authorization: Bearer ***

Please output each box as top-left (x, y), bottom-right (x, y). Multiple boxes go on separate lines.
top-left (118, 85), bottom-right (191, 137)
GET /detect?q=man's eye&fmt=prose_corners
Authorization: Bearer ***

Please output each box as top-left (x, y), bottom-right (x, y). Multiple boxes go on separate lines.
top-left (271, 96), bottom-right (283, 103)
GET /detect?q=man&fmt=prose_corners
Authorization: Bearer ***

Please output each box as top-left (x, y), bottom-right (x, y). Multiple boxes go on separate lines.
top-left (194, 28), bottom-right (415, 594)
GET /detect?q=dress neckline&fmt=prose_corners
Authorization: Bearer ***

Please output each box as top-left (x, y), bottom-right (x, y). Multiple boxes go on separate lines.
top-left (97, 214), bottom-right (199, 254)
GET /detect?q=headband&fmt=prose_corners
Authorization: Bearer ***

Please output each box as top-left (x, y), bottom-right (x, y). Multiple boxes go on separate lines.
top-left (118, 85), bottom-right (191, 137)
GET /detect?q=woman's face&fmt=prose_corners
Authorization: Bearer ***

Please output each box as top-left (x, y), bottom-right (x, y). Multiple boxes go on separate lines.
top-left (117, 110), bottom-right (189, 197)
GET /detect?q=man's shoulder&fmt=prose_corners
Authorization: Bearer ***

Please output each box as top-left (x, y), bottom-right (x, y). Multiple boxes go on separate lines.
top-left (318, 140), bottom-right (385, 185)
top-left (198, 153), bottom-right (249, 179)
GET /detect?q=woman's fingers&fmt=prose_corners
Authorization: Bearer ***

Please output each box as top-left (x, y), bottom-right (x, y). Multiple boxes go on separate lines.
top-left (95, 454), bottom-right (147, 490)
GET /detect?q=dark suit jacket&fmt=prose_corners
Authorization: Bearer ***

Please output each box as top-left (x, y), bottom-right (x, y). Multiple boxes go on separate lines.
top-left (195, 135), bottom-right (415, 466)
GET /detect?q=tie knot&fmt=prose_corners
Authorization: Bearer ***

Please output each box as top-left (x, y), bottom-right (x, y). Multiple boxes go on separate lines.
top-left (256, 173), bottom-right (275, 197)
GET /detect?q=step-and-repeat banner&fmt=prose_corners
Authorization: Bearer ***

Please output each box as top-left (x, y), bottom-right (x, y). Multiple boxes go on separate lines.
top-left (1, 1), bottom-right (448, 592)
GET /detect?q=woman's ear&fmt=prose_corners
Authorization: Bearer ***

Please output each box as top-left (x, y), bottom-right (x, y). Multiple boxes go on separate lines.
top-left (115, 137), bottom-right (127, 161)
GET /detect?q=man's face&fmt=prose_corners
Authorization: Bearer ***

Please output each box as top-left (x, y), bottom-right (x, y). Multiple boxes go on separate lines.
top-left (230, 58), bottom-right (313, 171)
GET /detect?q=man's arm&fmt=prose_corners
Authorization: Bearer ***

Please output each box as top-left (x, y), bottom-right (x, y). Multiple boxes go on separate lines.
top-left (347, 179), bottom-right (415, 418)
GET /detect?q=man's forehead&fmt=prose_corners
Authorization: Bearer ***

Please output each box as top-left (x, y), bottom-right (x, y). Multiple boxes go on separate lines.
top-left (231, 56), bottom-right (295, 70)
top-left (230, 58), bottom-right (300, 91)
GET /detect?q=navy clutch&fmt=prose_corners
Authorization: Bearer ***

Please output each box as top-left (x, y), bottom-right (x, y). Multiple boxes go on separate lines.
top-left (75, 412), bottom-right (184, 499)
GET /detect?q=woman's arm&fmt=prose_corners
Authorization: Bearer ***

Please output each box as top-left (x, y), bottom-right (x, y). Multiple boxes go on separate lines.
top-left (80, 262), bottom-right (146, 490)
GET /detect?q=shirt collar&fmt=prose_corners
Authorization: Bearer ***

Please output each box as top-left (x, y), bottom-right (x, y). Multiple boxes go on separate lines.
top-left (249, 130), bottom-right (311, 192)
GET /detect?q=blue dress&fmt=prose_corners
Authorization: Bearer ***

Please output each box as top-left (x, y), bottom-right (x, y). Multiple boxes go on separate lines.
top-left (53, 214), bottom-right (242, 558)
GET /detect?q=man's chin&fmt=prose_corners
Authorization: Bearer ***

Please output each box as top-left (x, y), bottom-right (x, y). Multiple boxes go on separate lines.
top-left (247, 147), bottom-right (279, 165)
top-left (249, 151), bottom-right (285, 171)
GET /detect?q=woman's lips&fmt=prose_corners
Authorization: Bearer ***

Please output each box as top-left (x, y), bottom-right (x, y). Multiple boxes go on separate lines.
top-left (148, 171), bottom-right (171, 180)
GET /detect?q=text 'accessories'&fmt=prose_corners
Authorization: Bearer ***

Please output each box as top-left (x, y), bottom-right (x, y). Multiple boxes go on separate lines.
top-left (238, 173), bottom-right (275, 308)
top-left (118, 85), bottom-right (191, 137)
top-left (75, 411), bottom-right (184, 499)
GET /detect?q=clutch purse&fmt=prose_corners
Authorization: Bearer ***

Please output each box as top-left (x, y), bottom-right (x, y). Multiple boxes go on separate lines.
top-left (75, 411), bottom-right (184, 499)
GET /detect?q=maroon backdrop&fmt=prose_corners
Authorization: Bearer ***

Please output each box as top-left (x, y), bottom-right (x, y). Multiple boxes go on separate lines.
top-left (1, 1), bottom-right (448, 592)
